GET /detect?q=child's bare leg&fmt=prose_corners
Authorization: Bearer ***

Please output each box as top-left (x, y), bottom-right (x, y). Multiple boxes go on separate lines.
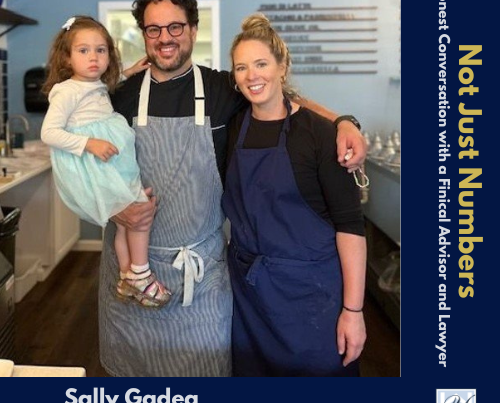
top-left (114, 223), bottom-right (130, 275)
top-left (127, 228), bottom-right (149, 267)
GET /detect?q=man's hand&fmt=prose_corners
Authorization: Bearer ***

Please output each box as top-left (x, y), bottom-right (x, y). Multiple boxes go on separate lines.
top-left (85, 138), bottom-right (119, 162)
top-left (336, 121), bottom-right (367, 172)
top-left (112, 188), bottom-right (157, 231)
top-left (290, 97), bottom-right (367, 171)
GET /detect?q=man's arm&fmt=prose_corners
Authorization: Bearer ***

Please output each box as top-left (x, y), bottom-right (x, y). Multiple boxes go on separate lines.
top-left (293, 96), bottom-right (367, 171)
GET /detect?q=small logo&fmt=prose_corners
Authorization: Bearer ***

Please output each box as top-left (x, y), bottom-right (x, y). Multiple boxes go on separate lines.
top-left (437, 390), bottom-right (476, 403)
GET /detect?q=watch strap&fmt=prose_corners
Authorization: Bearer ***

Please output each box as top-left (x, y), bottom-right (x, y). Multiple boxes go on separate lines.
top-left (333, 115), bottom-right (361, 131)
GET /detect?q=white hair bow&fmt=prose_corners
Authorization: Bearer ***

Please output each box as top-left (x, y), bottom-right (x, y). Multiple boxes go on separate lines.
top-left (62, 17), bottom-right (76, 31)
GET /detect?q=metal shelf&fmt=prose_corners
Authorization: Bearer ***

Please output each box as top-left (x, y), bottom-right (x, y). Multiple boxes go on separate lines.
top-left (0, 8), bottom-right (38, 37)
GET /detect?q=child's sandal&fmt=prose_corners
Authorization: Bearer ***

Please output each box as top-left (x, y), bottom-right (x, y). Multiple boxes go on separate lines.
top-left (117, 272), bottom-right (171, 308)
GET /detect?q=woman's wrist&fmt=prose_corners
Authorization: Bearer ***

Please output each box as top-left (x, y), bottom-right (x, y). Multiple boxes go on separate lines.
top-left (343, 304), bottom-right (363, 313)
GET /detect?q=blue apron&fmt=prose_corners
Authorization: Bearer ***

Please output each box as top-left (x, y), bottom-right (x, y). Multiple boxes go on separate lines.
top-left (222, 100), bottom-right (359, 377)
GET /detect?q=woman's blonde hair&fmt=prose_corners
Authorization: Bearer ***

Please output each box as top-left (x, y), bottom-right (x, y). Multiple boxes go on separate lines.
top-left (42, 16), bottom-right (121, 95)
top-left (230, 13), bottom-right (297, 99)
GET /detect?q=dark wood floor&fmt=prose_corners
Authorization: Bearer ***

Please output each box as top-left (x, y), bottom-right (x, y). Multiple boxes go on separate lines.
top-left (13, 251), bottom-right (400, 377)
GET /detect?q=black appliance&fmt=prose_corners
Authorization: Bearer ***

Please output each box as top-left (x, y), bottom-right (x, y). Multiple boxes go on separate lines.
top-left (0, 207), bottom-right (21, 360)
top-left (24, 66), bottom-right (48, 113)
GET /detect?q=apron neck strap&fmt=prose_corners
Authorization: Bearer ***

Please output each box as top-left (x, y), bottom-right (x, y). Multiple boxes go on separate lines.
top-left (278, 98), bottom-right (292, 148)
top-left (236, 108), bottom-right (252, 148)
top-left (137, 65), bottom-right (205, 127)
top-left (237, 97), bottom-right (292, 149)
top-left (193, 64), bottom-right (205, 126)
top-left (137, 68), bottom-right (151, 127)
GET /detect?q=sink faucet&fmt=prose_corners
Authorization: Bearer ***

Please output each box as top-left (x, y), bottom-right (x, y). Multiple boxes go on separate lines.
top-left (3, 114), bottom-right (30, 157)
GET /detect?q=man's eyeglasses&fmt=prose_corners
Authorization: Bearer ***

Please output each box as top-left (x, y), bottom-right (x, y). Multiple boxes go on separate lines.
top-left (143, 22), bottom-right (188, 39)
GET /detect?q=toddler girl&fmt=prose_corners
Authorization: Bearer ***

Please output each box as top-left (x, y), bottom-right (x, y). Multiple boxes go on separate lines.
top-left (41, 16), bottom-right (170, 307)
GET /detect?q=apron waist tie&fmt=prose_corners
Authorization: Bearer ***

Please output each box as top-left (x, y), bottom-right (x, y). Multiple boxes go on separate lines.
top-left (150, 240), bottom-right (205, 307)
top-left (231, 242), bottom-right (338, 287)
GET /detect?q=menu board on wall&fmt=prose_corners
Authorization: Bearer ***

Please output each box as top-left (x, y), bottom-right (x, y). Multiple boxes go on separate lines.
top-left (258, 2), bottom-right (400, 77)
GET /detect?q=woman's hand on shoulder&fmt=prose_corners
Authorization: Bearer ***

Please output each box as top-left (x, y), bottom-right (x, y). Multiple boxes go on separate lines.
top-left (122, 56), bottom-right (150, 79)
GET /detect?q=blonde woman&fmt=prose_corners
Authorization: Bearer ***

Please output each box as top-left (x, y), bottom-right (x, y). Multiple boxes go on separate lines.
top-left (222, 14), bottom-right (367, 376)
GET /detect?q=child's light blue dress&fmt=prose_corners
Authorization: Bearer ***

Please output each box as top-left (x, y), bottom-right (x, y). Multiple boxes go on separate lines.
top-left (44, 80), bottom-right (145, 227)
top-left (51, 113), bottom-right (144, 227)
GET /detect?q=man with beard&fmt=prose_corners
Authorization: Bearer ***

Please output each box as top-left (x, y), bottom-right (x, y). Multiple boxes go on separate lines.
top-left (98, 0), bottom-right (366, 377)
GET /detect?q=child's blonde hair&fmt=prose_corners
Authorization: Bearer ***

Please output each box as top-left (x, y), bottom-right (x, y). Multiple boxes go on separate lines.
top-left (42, 16), bottom-right (121, 95)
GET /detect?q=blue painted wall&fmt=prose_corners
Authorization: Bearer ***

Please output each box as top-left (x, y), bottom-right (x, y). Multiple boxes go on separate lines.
top-left (7, 0), bottom-right (103, 139)
top-left (7, 0), bottom-right (400, 136)
top-left (6, 0), bottom-right (400, 239)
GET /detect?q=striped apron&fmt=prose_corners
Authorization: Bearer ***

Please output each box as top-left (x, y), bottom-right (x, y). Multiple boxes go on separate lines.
top-left (99, 65), bottom-right (233, 377)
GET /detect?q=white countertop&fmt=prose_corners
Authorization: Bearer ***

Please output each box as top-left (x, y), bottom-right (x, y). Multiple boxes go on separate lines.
top-left (0, 359), bottom-right (86, 377)
top-left (0, 359), bottom-right (14, 377)
top-left (0, 141), bottom-right (52, 195)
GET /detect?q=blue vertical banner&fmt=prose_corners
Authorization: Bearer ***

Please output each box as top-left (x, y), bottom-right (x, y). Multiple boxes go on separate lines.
top-left (0, 1), bottom-right (494, 402)
top-left (404, 0), bottom-right (493, 400)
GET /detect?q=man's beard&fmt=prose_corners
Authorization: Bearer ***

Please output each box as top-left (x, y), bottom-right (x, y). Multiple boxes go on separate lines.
top-left (148, 40), bottom-right (193, 73)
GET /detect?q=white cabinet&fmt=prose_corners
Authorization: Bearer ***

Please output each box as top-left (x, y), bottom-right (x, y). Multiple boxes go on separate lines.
top-left (0, 147), bottom-right (80, 301)
top-left (49, 179), bottom-right (80, 276)
top-left (1, 170), bottom-right (51, 300)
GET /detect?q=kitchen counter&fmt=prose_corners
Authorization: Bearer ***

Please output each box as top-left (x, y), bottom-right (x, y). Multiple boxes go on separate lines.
top-left (363, 158), bottom-right (400, 245)
top-left (0, 141), bottom-right (51, 195)
top-left (0, 359), bottom-right (86, 377)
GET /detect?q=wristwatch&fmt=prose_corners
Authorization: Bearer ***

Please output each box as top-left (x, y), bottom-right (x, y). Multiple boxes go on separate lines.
top-left (333, 115), bottom-right (361, 131)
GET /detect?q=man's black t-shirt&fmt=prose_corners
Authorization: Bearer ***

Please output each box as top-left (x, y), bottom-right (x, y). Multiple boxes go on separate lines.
top-left (111, 65), bottom-right (247, 181)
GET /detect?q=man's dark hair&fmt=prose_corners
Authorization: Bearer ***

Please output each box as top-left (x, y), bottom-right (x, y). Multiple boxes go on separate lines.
top-left (132, 0), bottom-right (199, 30)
